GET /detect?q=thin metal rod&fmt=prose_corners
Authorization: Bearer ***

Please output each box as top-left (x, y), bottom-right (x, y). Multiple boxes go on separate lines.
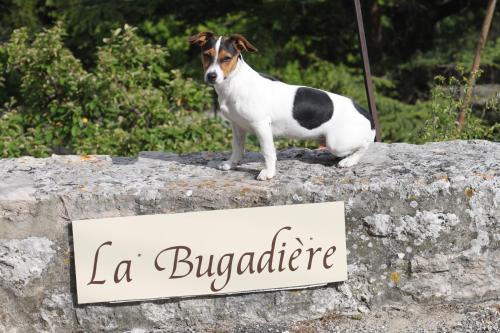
top-left (354, 0), bottom-right (381, 142)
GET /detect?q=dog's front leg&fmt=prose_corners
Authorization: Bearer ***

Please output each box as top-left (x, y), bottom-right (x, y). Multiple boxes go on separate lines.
top-left (253, 119), bottom-right (276, 181)
top-left (218, 122), bottom-right (247, 171)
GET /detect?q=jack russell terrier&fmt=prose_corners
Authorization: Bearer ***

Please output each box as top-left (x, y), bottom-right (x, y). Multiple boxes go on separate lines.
top-left (189, 31), bottom-right (375, 180)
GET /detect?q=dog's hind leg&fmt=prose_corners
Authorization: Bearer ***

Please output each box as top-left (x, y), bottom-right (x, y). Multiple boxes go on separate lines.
top-left (325, 133), bottom-right (372, 168)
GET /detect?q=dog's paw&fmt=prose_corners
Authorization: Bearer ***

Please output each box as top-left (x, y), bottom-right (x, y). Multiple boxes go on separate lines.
top-left (256, 169), bottom-right (276, 181)
top-left (218, 161), bottom-right (234, 171)
top-left (338, 155), bottom-right (360, 168)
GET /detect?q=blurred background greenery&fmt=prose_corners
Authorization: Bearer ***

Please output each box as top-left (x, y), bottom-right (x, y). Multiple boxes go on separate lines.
top-left (0, 0), bottom-right (498, 158)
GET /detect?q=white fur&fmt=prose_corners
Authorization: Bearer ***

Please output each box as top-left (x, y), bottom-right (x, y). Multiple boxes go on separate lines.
top-left (204, 37), bottom-right (226, 84)
top-left (211, 57), bottom-right (375, 180)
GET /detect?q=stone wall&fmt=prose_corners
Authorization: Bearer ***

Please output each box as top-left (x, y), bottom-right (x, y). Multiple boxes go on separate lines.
top-left (0, 140), bottom-right (498, 332)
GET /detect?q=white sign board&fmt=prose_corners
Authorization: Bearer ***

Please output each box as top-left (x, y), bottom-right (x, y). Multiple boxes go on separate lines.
top-left (72, 202), bottom-right (347, 304)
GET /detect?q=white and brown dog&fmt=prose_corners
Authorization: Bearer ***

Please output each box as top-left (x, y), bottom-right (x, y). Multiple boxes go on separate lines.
top-left (189, 31), bottom-right (375, 180)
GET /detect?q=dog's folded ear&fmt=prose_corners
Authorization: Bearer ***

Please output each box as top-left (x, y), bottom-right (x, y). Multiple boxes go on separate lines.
top-left (188, 31), bottom-right (214, 46)
top-left (229, 34), bottom-right (258, 53)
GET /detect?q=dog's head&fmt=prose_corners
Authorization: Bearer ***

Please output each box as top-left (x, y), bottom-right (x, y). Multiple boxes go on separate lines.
top-left (189, 32), bottom-right (257, 85)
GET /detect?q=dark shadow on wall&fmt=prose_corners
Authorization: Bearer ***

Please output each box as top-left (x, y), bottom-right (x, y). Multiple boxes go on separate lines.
top-left (110, 149), bottom-right (341, 179)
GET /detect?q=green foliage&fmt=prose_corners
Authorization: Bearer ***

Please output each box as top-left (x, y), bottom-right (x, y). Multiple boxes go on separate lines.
top-left (4, 24), bottom-right (87, 150)
top-left (0, 0), bottom-right (39, 41)
top-left (417, 72), bottom-right (499, 143)
top-left (394, 13), bottom-right (500, 101)
top-left (141, 15), bottom-right (192, 71)
top-left (279, 60), bottom-right (365, 100)
top-left (1, 0), bottom-right (499, 159)
top-left (0, 107), bottom-right (52, 157)
top-left (0, 24), bottom-right (230, 158)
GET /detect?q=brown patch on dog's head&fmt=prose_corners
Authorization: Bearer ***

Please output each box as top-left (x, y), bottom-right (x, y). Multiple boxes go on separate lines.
top-left (216, 34), bottom-right (257, 78)
top-left (189, 31), bottom-right (218, 72)
top-left (188, 31), bottom-right (215, 47)
top-left (201, 47), bottom-right (216, 72)
top-left (228, 34), bottom-right (258, 53)
top-left (218, 48), bottom-right (238, 78)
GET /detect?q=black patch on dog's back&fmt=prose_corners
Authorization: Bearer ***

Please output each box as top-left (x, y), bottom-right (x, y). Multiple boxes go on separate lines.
top-left (353, 102), bottom-right (375, 129)
top-left (292, 87), bottom-right (334, 130)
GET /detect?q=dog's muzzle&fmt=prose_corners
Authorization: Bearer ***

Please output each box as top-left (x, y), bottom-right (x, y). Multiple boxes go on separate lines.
top-left (205, 72), bottom-right (217, 84)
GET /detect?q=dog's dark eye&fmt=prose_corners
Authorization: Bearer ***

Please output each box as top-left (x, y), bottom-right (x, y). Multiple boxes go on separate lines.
top-left (222, 56), bottom-right (232, 63)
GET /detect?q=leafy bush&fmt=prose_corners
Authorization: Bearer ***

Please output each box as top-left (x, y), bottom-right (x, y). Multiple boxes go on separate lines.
top-left (0, 21), bottom-right (497, 160)
top-left (0, 23), bottom-right (232, 157)
top-left (417, 72), bottom-right (499, 143)
top-left (2, 24), bottom-right (88, 153)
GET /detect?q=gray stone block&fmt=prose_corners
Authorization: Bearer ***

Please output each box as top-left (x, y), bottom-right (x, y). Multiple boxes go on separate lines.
top-left (0, 140), bottom-right (498, 331)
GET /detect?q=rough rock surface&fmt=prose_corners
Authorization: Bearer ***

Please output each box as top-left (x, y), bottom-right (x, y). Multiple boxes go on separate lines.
top-left (0, 237), bottom-right (56, 296)
top-left (0, 140), bottom-right (498, 332)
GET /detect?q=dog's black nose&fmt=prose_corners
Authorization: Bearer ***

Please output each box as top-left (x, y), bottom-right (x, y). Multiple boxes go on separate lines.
top-left (206, 72), bottom-right (217, 83)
